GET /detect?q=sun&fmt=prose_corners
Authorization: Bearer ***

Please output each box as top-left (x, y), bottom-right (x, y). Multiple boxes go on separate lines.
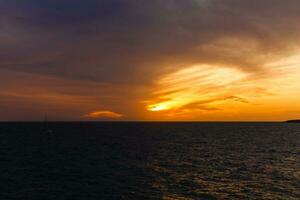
top-left (148, 104), bottom-right (169, 112)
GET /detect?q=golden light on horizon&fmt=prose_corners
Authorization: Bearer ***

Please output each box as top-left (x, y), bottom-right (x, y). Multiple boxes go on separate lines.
top-left (148, 104), bottom-right (169, 111)
top-left (147, 65), bottom-right (249, 112)
top-left (146, 59), bottom-right (300, 120)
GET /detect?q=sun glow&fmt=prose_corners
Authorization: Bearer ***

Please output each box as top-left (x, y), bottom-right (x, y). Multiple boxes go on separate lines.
top-left (148, 104), bottom-right (169, 111)
top-left (145, 58), bottom-right (300, 120)
top-left (147, 65), bottom-right (249, 112)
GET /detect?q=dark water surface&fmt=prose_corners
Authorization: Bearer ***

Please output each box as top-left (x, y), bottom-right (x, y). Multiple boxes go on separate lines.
top-left (0, 122), bottom-right (299, 200)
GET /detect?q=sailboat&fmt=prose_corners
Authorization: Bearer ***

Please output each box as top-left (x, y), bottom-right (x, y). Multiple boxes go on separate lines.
top-left (43, 114), bottom-right (54, 134)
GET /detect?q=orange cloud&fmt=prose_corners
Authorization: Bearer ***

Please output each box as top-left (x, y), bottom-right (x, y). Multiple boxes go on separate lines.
top-left (147, 64), bottom-right (249, 112)
top-left (145, 60), bottom-right (300, 120)
top-left (83, 110), bottom-right (124, 119)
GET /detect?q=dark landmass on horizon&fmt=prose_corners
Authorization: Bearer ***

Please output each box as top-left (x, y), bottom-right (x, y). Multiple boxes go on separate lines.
top-left (286, 120), bottom-right (300, 123)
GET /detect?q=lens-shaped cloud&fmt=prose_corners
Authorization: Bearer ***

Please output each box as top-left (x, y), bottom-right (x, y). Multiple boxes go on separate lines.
top-left (83, 110), bottom-right (124, 119)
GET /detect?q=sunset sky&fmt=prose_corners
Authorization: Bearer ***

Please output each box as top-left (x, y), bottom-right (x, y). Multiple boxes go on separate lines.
top-left (1, 0), bottom-right (300, 121)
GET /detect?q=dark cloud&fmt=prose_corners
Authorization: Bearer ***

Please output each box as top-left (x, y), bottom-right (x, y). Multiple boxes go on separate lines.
top-left (1, 0), bottom-right (300, 84)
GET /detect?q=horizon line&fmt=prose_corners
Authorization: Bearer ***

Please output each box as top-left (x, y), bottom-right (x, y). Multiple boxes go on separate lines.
top-left (0, 120), bottom-right (293, 123)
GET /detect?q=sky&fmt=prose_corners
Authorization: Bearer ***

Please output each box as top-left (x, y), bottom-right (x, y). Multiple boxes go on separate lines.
top-left (0, 0), bottom-right (300, 121)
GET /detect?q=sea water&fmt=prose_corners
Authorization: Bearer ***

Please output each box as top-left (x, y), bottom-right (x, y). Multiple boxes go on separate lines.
top-left (0, 122), bottom-right (299, 199)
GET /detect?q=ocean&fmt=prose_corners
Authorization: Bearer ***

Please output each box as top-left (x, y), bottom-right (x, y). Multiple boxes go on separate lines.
top-left (0, 122), bottom-right (299, 200)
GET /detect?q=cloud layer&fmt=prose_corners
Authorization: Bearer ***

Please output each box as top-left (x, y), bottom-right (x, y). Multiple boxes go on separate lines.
top-left (1, 0), bottom-right (300, 120)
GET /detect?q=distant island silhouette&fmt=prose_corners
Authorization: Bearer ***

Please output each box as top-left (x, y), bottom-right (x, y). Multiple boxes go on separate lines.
top-left (286, 120), bottom-right (300, 123)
